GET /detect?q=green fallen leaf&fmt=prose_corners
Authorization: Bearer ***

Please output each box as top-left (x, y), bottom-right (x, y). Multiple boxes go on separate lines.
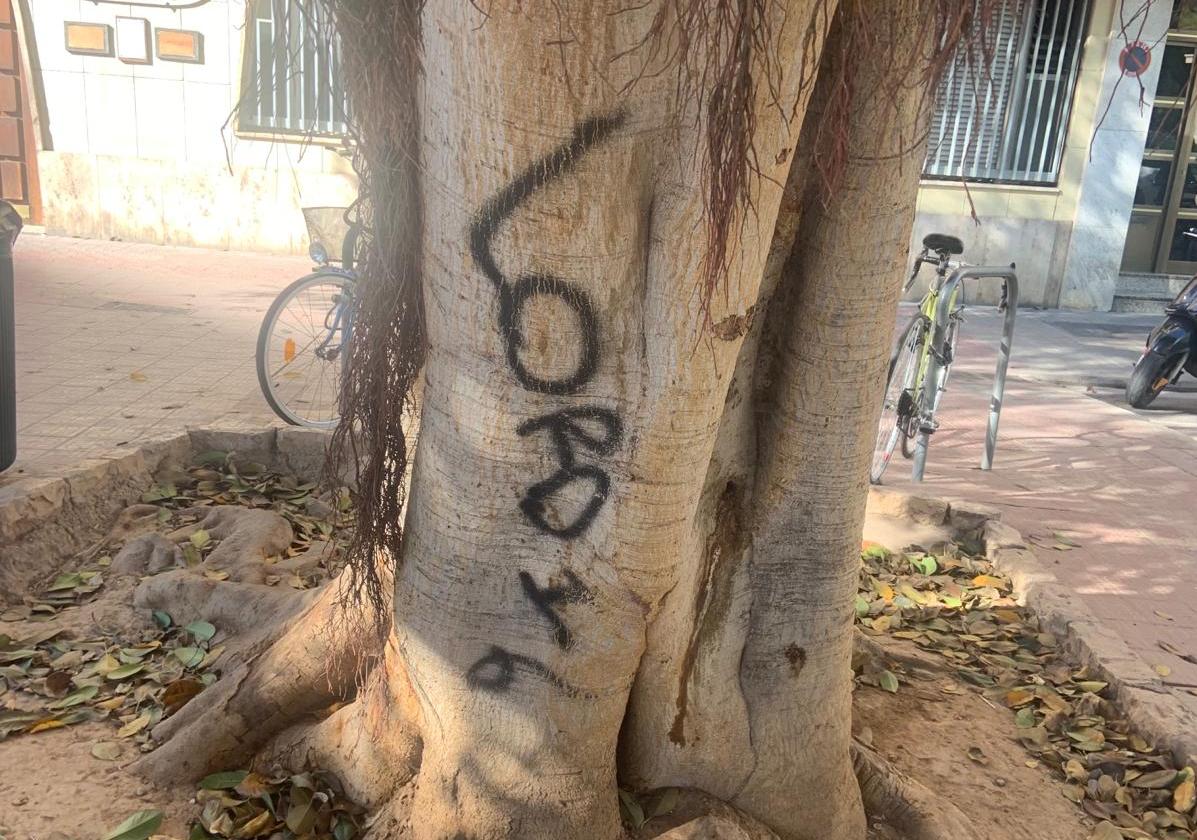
top-left (173, 647), bottom-right (205, 668)
top-left (286, 786), bottom-right (317, 834)
top-left (50, 685), bottom-right (98, 709)
top-left (333, 816), bottom-right (356, 840)
top-left (45, 573), bottom-right (83, 592)
top-left (102, 809), bottom-right (163, 840)
top-left (190, 529), bottom-right (211, 550)
top-left (853, 595), bottom-right (870, 619)
top-left (153, 610), bottom-right (172, 629)
top-left (878, 670), bottom-right (899, 693)
top-left (200, 770), bottom-right (249, 790)
top-left (140, 484), bottom-right (177, 503)
top-left (910, 555), bottom-right (938, 575)
top-left (186, 621), bottom-right (216, 643)
top-left (106, 663), bottom-right (145, 681)
top-left (618, 788), bottom-right (646, 829)
top-left (92, 741), bottom-right (122, 761)
top-left (182, 544), bottom-right (202, 567)
top-left (650, 787), bottom-right (680, 818)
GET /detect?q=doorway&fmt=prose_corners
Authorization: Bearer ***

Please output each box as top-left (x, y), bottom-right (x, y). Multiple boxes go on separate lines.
top-left (1123, 4), bottom-right (1197, 275)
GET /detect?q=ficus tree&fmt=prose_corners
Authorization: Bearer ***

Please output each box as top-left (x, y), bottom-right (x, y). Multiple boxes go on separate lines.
top-left (132, 1), bottom-right (992, 838)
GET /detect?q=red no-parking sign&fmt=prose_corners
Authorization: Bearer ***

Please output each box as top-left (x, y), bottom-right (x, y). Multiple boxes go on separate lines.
top-left (1120, 41), bottom-right (1152, 77)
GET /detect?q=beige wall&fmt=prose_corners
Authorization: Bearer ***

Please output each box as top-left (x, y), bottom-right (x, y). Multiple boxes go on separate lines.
top-left (25, 0), bottom-right (357, 253)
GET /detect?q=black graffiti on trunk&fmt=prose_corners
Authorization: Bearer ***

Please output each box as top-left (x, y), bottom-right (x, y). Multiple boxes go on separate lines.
top-left (516, 407), bottom-right (623, 538)
top-left (469, 112), bottom-right (624, 395)
top-left (519, 569), bottom-right (590, 649)
top-left (465, 111), bottom-right (627, 698)
top-left (466, 645), bottom-right (585, 697)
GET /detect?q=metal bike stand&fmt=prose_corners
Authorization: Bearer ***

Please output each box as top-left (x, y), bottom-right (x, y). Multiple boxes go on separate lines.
top-left (911, 264), bottom-right (1018, 483)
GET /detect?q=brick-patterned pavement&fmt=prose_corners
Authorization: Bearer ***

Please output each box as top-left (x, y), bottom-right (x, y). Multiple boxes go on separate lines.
top-left (8, 234), bottom-right (306, 478)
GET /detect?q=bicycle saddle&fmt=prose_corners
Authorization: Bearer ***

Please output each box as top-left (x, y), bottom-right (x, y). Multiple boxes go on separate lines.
top-left (923, 232), bottom-right (964, 255)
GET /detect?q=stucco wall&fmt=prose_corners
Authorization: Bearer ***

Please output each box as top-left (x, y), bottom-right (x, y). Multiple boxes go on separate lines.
top-left (24, 0), bottom-right (357, 253)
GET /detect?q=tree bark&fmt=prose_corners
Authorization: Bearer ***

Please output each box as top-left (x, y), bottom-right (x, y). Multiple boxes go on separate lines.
top-left (139, 2), bottom-right (936, 838)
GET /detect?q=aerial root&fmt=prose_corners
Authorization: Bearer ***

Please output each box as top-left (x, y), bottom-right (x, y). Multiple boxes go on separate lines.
top-left (852, 739), bottom-right (980, 840)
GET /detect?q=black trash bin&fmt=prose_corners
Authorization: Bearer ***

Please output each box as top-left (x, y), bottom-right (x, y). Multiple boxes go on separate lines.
top-left (0, 200), bottom-right (23, 472)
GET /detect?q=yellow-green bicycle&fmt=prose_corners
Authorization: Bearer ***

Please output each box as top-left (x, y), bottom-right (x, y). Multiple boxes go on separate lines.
top-left (870, 233), bottom-right (968, 485)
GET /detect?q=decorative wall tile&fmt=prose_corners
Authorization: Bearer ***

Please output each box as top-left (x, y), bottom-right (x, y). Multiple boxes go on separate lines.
top-left (63, 22), bottom-right (112, 57)
top-left (156, 29), bottom-right (203, 63)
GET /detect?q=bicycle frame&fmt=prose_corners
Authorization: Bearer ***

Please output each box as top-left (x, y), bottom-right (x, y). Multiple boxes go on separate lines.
top-left (316, 284), bottom-right (354, 361)
top-left (902, 250), bottom-right (962, 426)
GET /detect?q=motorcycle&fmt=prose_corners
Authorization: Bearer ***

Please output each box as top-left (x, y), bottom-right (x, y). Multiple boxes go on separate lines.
top-left (1127, 247), bottom-right (1197, 409)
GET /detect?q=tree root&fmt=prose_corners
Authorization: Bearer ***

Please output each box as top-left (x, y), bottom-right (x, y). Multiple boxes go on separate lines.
top-left (133, 577), bottom-right (384, 785)
top-left (851, 740), bottom-right (979, 840)
top-left (266, 636), bottom-right (423, 809)
top-left (640, 790), bottom-right (779, 840)
top-left (166, 505), bottom-right (294, 583)
top-left (134, 571), bottom-right (317, 639)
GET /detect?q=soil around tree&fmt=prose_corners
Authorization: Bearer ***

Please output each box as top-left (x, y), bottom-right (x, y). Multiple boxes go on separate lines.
top-left (2, 447), bottom-right (1178, 840)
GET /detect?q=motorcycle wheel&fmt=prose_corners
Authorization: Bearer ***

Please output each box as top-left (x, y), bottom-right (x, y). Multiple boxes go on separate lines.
top-left (1126, 350), bottom-right (1185, 409)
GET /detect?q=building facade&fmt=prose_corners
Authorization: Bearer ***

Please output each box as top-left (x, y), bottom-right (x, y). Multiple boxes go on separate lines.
top-left (3, 0), bottom-right (1192, 308)
top-left (912, 0), bottom-right (1184, 310)
top-left (14, 0), bottom-right (356, 254)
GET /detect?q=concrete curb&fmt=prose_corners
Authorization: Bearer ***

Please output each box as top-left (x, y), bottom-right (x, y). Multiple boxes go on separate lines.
top-left (868, 485), bottom-right (1197, 767)
top-left (0, 426), bottom-right (334, 601)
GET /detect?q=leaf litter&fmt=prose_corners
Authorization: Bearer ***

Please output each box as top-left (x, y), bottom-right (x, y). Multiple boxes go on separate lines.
top-left (1, 453), bottom-right (356, 746)
top-left (0, 609), bottom-right (223, 743)
top-left (856, 542), bottom-right (1197, 839)
top-left (4, 451), bottom-right (365, 837)
top-left (98, 770), bottom-right (365, 840)
top-left (0, 452), bottom-right (355, 627)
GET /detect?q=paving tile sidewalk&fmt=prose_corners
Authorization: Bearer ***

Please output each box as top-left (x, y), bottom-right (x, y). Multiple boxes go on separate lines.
top-left (7, 234), bottom-right (309, 480)
top-left (884, 303), bottom-right (1197, 721)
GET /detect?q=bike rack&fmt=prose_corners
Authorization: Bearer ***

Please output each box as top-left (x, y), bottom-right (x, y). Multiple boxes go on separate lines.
top-left (911, 264), bottom-right (1019, 483)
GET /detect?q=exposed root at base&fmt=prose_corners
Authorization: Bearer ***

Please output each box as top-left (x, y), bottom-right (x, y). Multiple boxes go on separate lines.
top-left (133, 577), bottom-right (385, 785)
top-left (135, 572), bottom-right (318, 639)
top-left (267, 637), bottom-right (423, 809)
top-left (852, 740), bottom-right (979, 840)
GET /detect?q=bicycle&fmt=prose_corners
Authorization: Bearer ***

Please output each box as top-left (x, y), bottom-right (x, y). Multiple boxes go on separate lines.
top-left (256, 207), bottom-right (360, 429)
top-left (870, 233), bottom-right (973, 485)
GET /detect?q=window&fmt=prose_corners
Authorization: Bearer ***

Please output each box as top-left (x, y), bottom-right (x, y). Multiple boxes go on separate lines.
top-left (240, 0), bottom-right (349, 137)
top-left (923, 0), bottom-right (1091, 185)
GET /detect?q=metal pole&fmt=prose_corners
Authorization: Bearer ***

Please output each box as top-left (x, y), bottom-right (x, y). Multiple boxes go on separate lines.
top-left (0, 200), bottom-right (23, 473)
top-left (983, 269), bottom-right (1019, 470)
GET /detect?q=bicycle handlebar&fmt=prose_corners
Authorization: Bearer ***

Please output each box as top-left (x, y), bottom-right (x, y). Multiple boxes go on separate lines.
top-left (903, 248), bottom-right (960, 294)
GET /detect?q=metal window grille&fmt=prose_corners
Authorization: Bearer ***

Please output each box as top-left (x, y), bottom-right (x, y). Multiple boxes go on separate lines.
top-left (923, 0), bottom-right (1090, 184)
top-left (241, 0), bottom-right (349, 136)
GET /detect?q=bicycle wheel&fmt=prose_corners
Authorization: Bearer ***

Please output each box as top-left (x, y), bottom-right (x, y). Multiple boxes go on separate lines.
top-left (871, 314), bottom-right (925, 484)
top-left (257, 271), bottom-right (354, 429)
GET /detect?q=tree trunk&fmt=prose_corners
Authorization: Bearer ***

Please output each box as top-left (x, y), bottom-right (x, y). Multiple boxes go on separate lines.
top-left (138, 2), bottom-right (936, 838)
